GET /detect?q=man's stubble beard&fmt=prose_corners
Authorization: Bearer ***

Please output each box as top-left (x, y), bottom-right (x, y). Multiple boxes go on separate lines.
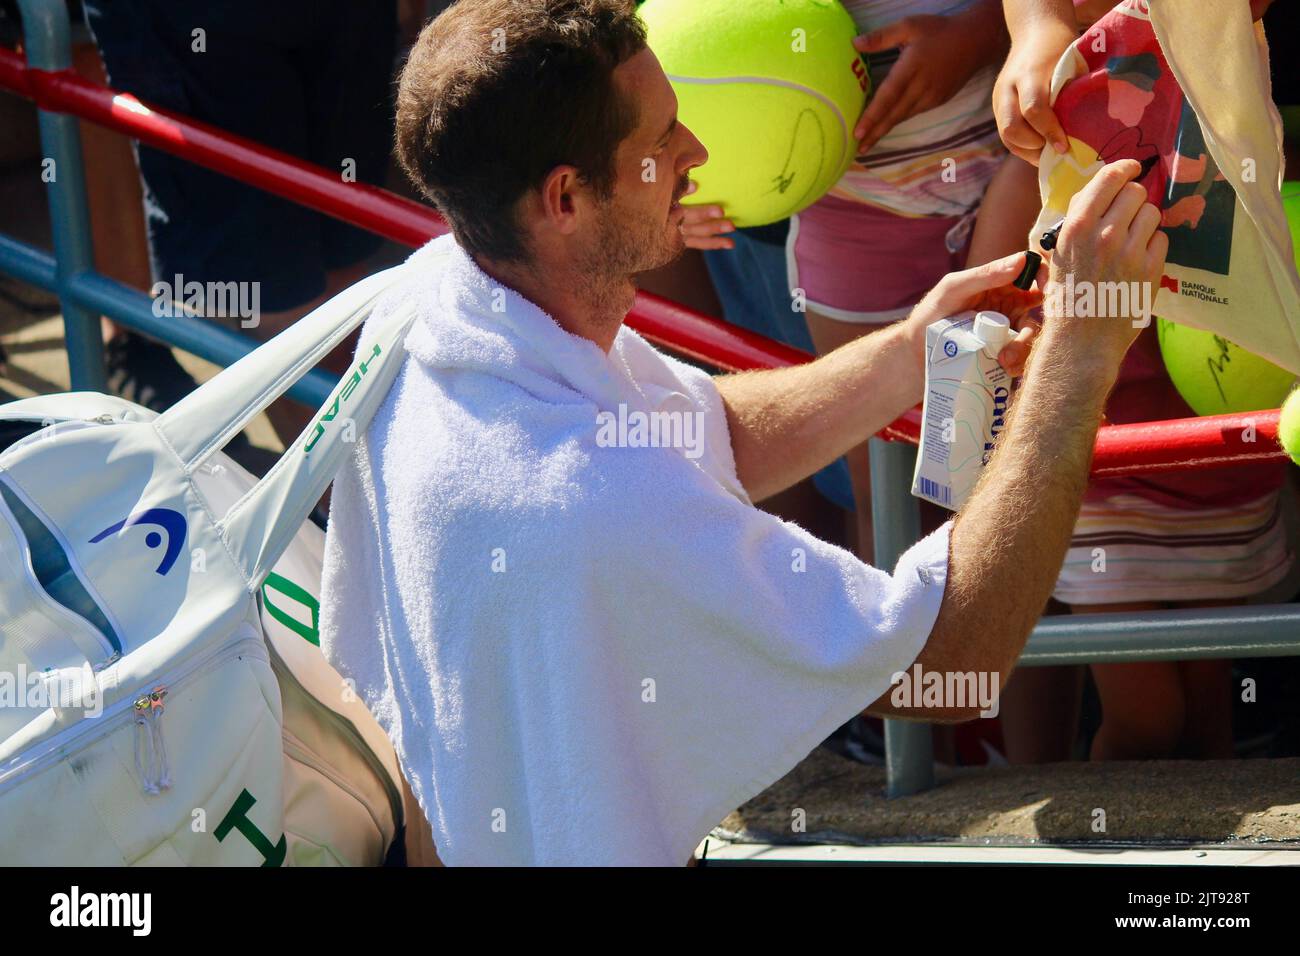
top-left (574, 195), bottom-right (684, 323)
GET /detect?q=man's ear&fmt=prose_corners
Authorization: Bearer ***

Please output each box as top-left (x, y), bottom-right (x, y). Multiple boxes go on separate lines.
top-left (537, 164), bottom-right (585, 236)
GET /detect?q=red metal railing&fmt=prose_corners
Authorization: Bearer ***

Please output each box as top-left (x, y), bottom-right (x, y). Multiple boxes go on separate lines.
top-left (0, 46), bottom-right (1289, 476)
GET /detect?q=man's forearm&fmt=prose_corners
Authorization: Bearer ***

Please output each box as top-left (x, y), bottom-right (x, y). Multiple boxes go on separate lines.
top-left (869, 325), bottom-right (1119, 720)
top-left (714, 319), bottom-right (924, 502)
top-left (941, 327), bottom-right (1116, 672)
top-left (858, 157), bottom-right (1165, 721)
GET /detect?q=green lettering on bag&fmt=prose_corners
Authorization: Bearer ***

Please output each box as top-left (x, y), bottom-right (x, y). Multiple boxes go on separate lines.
top-left (215, 788), bottom-right (287, 867)
top-left (304, 341), bottom-right (383, 454)
top-left (262, 572), bottom-right (320, 646)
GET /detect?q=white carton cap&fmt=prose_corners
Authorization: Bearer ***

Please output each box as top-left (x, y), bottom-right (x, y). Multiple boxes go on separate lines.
top-left (973, 310), bottom-right (1012, 353)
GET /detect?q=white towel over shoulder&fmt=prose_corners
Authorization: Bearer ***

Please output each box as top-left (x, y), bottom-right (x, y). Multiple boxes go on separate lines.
top-left (318, 234), bottom-right (952, 866)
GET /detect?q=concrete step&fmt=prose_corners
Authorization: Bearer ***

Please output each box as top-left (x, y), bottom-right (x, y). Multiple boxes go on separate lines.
top-left (714, 746), bottom-right (1300, 851)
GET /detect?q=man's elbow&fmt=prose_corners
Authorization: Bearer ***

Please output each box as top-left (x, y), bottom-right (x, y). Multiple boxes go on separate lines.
top-left (917, 612), bottom-right (1026, 695)
top-left (862, 641), bottom-right (1013, 723)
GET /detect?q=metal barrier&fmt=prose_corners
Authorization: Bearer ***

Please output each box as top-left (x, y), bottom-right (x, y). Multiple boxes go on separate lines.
top-left (2, 0), bottom-right (1298, 798)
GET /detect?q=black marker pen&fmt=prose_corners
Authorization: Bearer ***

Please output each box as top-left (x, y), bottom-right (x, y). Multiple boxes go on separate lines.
top-left (1039, 217), bottom-right (1066, 251)
top-left (1011, 218), bottom-right (1067, 290)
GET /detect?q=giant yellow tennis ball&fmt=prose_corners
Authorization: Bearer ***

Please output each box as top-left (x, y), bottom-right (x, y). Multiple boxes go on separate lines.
top-left (1277, 179), bottom-right (1300, 464)
top-left (1280, 387), bottom-right (1300, 465)
top-left (639, 0), bottom-right (869, 227)
top-left (1157, 319), bottom-right (1297, 416)
top-left (1284, 180), bottom-right (1300, 267)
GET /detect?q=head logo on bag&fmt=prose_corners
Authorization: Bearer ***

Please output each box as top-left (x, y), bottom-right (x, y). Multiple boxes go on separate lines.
top-left (303, 341), bottom-right (383, 455)
top-left (88, 508), bottom-right (187, 576)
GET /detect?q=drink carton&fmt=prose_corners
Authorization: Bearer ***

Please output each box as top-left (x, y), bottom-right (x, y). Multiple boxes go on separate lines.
top-left (911, 310), bottom-right (1013, 511)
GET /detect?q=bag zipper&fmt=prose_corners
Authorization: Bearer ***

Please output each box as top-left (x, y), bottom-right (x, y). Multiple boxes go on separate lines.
top-left (133, 685), bottom-right (171, 794)
top-left (0, 413), bottom-right (130, 666)
top-left (0, 478), bottom-right (120, 667)
top-left (0, 412), bottom-right (183, 661)
top-left (0, 470), bottom-right (126, 658)
top-left (0, 632), bottom-right (268, 796)
top-left (262, 634), bottom-right (404, 834)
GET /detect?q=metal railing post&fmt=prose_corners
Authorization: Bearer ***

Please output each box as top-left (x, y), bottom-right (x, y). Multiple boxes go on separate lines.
top-left (868, 436), bottom-right (935, 797)
top-left (18, 0), bottom-right (106, 392)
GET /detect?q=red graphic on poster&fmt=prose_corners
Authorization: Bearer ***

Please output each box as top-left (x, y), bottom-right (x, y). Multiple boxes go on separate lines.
top-left (1051, 5), bottom-right (1235, 275)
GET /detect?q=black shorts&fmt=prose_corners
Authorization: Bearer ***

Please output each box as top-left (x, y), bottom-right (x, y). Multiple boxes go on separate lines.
top-left (85, 0), bottom-right (397, 312)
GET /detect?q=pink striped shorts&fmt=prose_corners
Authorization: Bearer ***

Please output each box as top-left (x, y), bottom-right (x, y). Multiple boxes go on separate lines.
top-left (786, 195), bottom-right (971, 324)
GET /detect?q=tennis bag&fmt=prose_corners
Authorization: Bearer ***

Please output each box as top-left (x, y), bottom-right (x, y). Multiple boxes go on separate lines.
top-left (0, 262), bottom-right (423, 865)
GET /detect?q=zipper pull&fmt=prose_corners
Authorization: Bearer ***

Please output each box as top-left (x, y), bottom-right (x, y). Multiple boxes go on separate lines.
top-left (132, 686), bottom-right (171, 794)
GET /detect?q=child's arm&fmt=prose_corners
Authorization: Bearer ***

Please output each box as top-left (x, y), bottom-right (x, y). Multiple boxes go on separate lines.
top-left (1006, 0), bottom-right (1078, 35)
top-left (993, 0), bottom-right (1078, 164)
top-left (852, 0), bottom-right (1009, 152)
top-left (994, 0), bottom-right (1271, 165)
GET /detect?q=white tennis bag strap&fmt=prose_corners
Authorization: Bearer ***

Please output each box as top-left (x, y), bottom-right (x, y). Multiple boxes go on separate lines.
top-left (153, 251), bottom-right (442, 590)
